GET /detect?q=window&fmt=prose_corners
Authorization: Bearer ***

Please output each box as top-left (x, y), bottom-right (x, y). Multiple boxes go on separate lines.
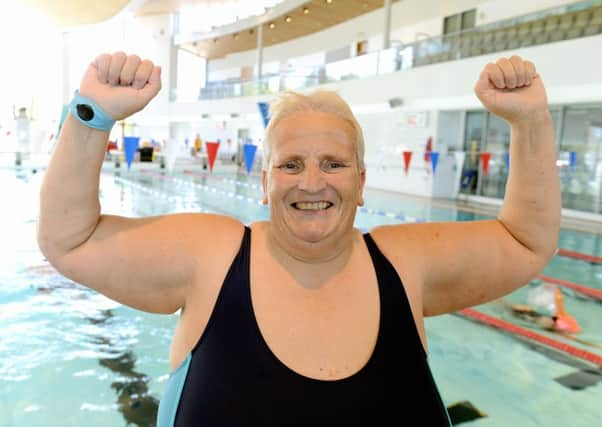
top-left (461, 10), bottom-right (476, 31)
top-left (443, 14), bottom-right (461, 35)
top-left (443, 9), bottom-right (476, 35)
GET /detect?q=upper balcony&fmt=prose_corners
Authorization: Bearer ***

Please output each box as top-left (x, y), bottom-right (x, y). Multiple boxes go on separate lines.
top-left (171, 0), bottom-right (602, 102)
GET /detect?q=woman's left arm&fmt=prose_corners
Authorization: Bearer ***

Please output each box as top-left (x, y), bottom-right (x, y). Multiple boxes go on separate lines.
top-left (374, 56), bottom-right (561, 316)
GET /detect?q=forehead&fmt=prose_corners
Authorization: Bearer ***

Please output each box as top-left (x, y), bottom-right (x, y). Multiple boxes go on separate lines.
top-left (271, 111), bottom-right (355, 152)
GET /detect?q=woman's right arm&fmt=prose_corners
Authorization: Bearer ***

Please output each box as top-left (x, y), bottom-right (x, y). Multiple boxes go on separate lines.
top-left (37, 52), bottom-right (242, 314)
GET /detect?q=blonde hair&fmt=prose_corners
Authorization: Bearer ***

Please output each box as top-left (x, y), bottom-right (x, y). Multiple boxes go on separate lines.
top-left (262, 90), bottom-right (365, 170)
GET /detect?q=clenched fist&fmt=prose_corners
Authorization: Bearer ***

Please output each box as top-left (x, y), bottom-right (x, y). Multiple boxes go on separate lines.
top-left (79, 52), bottom-right (162, 121)
top-left (474, 55), bottom-right (549, 125)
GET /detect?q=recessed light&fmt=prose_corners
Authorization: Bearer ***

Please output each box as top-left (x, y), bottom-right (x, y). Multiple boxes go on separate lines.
top-left (303, 7), bottom-right (309, 14)
top-left (269, 22), bottom-right (275, 29)
top-left (285, 16), bottom-right (292, 23)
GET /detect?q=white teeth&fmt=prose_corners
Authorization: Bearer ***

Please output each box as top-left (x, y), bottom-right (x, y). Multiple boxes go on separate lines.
top-left (295, 201), bottom-right (332, 210)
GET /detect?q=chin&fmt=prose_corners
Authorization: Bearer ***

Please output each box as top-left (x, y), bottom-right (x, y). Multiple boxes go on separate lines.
top-left (292, 224), bottom-right (332, 244)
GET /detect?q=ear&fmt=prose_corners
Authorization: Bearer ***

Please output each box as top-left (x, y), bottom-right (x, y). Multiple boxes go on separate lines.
top-left (357, 168), bottom-right (366, 207)
top-left (261, 169), bottom-right (268, 205)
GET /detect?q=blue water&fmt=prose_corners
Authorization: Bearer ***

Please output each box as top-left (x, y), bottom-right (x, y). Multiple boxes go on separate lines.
top-left (1, 165), bottom-right (600, 427)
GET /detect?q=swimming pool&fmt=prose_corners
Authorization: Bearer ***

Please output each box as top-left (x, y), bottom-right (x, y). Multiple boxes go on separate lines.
top-left (1, 164), bottom-right (600, 427)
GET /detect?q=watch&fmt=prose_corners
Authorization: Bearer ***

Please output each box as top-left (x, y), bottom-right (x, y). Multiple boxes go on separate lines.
top-left (69, 90), bottom-right (116, 131)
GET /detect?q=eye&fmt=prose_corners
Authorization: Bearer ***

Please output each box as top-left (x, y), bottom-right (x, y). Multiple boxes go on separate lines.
top-left (278, 161), bottom-right (301, 172)
top-left (323, 160), bottom-right (346, 171)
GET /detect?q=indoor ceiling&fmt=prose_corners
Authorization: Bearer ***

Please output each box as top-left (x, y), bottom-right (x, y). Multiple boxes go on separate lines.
top-left (21, 0), bottom-right (393, 60)
top-left (170, 0), bottom-right (392, 60)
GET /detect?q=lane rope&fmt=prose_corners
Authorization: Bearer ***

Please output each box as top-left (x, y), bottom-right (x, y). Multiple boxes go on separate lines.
top-left (458, 308), bottom-right (602, 367)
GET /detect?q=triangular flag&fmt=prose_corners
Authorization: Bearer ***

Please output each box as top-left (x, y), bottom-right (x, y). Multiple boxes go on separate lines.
top-left (430, 151), bottom-right (439, 174)
top-left (402, 151), bottom-right (412, 175)
top-left (205, 141), bottom-right (220, 173)
top-left (243, 143), bottom-right (257, 175)
top-left (505, 152), bottom-right (510, 171)
top-left (569, 151), bottom-right (576, 169)
top-left (164, 139), bottom-right (178, 172)
top-left (123, 136), bottom-right (140, 170)
top-left (257, 102), bottom-right (270, 128)
top-left (424, 136), bottom-right (433, 162)
top-left (480, 152), bottom-right (491, 176)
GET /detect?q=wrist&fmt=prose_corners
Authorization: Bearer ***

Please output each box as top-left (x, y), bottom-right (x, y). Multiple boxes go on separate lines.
top-left (510, 109), bottom-right (553, 129)
top-left (69, 90), bottom-right (116, 131)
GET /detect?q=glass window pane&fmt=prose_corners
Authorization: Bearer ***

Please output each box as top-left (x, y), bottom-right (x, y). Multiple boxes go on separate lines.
top-left (461, 111), bottom-right (486, 195)
top-left (444, 14), bottom-right (461, 35)
top-left (559, 104), bottom-right (602, 213)
top-left (481, 114), bottom-right (510, 198)
top-left (461, 10), bottom-right (477, 31)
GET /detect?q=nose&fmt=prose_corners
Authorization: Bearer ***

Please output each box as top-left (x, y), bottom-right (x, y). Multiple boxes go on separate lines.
top-left (298, 163), bottom-right (326, 193)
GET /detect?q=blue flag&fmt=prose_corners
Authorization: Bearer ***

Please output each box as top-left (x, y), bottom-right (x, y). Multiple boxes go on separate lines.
top-left (243, 143), bottom-right (257, 175)
top-left (124, 136), bottom-right (140, 169)
top-left (257, 102), bottom-right (270, 128)
top-left (569, 151), bottom-right (576, 169)
top-left (430, 151), bottom-right (439, 174)
top-left (505, 152), bottom-right (510, 170)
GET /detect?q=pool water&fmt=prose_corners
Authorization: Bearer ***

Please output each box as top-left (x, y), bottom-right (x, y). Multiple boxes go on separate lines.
top-left (1, 165), bottom-right (600, 427)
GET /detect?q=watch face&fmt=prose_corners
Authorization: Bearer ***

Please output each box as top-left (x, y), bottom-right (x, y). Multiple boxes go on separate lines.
top-left (76, 104), bottom-right (95, 121)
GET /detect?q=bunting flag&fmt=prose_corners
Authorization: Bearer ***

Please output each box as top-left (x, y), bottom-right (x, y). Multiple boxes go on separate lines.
top-left (257, 102), bottom-right (270, 128)
top-left (164, 138), bottom-right (178, 172)
top-left (569, 151), bottom-right (576, 170)
top-left (205, 141), bottom-right (220, 173)
top-left (243, 143), bottom-right (257, 175)
top-left (505, 152), bottom-right (510, 171)
top-left (454, 151), bottom-right (466, 193)
top-left (402, 151), bottom-right (412, 175)
top-left (480, 152), bottom-right (491, 176)
top-left (430, 151), bottom-right (439, 174)
top-left (123, 136), bottom-right (140, 169)
top-left (424, 137), bottom-right (433, 162)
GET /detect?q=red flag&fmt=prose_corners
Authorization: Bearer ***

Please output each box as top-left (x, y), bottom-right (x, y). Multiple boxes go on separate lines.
top-left (403, 151), bottom-right (412, 175)
top-left (480, 152), bottom-right (491, 176)
top-left (206, 141), bottom-right (220, 173)
top-left (424, 136), bottom-right (432, 162)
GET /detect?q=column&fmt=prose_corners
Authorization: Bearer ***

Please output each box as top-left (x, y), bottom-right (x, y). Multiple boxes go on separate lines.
top-left (256, 23), bottom-right (264, 81)
top-left (383, 0), bottom-right (392, 49)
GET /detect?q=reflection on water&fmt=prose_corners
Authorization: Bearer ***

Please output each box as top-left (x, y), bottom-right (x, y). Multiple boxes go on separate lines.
top-left (93, 311), bottom-right (158, 427)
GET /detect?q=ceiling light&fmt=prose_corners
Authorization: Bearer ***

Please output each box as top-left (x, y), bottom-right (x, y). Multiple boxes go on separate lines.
top-left (285, 16), bottom-right (292, 23)
top-left (269, 22), bottom-right (275, 29)
top-left (303, 7), bottom-right (309, 14)
top-left (326, 0), bottom-right (333, 3)
top-left (234, 33), bottom-right (239, 39)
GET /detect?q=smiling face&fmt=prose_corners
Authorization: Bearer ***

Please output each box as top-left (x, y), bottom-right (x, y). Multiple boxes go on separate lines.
top-left (262, 111), bottom-right (365, 252)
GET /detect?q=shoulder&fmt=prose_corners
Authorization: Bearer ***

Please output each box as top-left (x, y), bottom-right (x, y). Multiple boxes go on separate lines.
top-left (161, 213), bottom-right (246, 263)
top-left (367, 223), bottom-right (433, 285)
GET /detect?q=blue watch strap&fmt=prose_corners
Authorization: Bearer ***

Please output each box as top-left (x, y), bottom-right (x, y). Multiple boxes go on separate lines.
top-left (69, 90), bottom-right (116, 131)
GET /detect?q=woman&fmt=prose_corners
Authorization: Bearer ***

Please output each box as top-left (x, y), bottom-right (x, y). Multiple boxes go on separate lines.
top-left (37, 52), bottom-right (560, 426)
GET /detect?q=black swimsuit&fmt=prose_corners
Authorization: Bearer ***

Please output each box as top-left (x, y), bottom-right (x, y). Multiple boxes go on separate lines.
top-left (157, 226), bottom-right (451, 426)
